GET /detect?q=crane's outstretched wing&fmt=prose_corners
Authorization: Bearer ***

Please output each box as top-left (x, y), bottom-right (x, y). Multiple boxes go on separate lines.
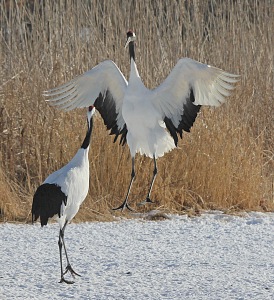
top-left (44, 60), bottom-right (128, 145)
top-left (152, 58), bottom-right (239, 146)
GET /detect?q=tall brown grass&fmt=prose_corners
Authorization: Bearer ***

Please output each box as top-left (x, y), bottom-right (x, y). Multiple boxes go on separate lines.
top-left (0, 0), bottom-right (273, 222)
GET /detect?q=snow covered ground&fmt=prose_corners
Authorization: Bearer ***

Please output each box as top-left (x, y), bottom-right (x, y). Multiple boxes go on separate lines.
top-left (1, 211), bottom-right (274, 300)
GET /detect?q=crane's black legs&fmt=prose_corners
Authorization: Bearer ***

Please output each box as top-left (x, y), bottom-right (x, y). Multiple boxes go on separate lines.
top-left (113, 156), bottom-right (158, 211)
top-left (113, 157), bottom-right (135, 212)
top-left (58, 221), bottom-right (81, 284)
top-left (138, 155), bottom-right (157, 206)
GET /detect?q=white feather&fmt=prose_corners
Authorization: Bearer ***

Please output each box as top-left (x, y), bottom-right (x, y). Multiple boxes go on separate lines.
top-left (45, 49), bottom-right (239, 159)
top-left (44, 31), bottom-right (240, 212)
top-left (45, 60), bottom-right (127, 131)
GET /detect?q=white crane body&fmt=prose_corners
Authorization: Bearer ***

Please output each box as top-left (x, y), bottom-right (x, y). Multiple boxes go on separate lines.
top-left (44, 31), bottom-right (239, 211)
top-left (32, 106), bottom-right (95, 283)
top-left (43, 148), bottom-right (90, 227)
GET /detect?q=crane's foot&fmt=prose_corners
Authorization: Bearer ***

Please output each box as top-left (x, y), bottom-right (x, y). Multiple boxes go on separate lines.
top-left (112, 200), bottom-right (134, 212)
top-left (64, 264), bottom-right (81, 277)
top-left (59, 264), bottom-right (81, 284)
top-left (59, 277), bottom-right (75, 284)
top-left (137, 197), bottom-right (155, 207)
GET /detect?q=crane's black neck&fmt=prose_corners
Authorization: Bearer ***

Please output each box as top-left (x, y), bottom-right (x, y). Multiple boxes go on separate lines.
top-left (81, 117), bottom-right (93, 149)
top-left (129, 41), bottom-right (135, 61)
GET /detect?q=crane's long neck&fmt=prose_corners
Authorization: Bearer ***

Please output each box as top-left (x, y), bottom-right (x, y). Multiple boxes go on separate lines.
top-left (81, 117), bottom-right (93, 150)
top-left (129, 41), bottom-right (135, 61)
top-left (129, 41), bottom-right (140, 80)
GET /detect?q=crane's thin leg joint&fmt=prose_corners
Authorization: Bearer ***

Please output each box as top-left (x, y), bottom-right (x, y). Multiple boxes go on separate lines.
top-left (138, 155), bottom-right (157, 206)
top-left (59, 221), bottom-right (81, 284)
top-left (113, 157), bottom-right (135, 212)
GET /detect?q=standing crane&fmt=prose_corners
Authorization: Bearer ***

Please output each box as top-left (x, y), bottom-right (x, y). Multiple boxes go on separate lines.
top-left (43, 30), bottom-right (239, 211)
top-left (32, 106), bottom-right (95, 284)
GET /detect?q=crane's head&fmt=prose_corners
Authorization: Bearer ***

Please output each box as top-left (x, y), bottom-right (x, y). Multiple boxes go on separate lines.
top-left (87, 105), bottom-right (95, 121)
top-left (125, 30), bottom-right (136, 48)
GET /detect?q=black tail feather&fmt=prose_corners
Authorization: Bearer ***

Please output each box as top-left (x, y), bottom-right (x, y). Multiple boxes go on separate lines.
top-left (32, 183), bottom-right (67, 226)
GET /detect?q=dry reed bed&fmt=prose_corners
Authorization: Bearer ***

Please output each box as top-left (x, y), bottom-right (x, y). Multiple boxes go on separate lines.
top-left (0, 0), bottom-right (273, 222)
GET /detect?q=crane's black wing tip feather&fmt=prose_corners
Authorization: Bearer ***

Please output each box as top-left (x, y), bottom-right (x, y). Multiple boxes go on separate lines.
top-left (164, 88), bottom-right (201, 145)
top-left (163, 117), bottom-right (179, 146)
top-left (94, 90), bottom-right (127, 146)
top-left (118, 124), bottom-right (128, 145)
top-left (32, 183), bottom-right (67, 226)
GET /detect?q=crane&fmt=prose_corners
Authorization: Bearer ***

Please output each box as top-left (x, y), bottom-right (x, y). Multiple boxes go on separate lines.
top-left (43, 30), bottom-right (239, 211)
top-left (32, 106), bottom-right (95, 284)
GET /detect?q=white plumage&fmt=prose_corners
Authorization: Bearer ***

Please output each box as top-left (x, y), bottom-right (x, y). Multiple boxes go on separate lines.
top-left (43, 148), bottom-right (90, 227)
top-left (44, 30), bottom-right (239, 211)
top-left (32, 106), bottom-right (95, 284)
